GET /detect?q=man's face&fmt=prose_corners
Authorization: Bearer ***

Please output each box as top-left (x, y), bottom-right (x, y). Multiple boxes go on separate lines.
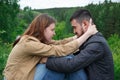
top-left (71, 19), bottom-right (85, 37)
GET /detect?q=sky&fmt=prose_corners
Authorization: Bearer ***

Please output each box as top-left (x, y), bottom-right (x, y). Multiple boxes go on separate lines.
top-left (18, 0), bottom-right (120, 9)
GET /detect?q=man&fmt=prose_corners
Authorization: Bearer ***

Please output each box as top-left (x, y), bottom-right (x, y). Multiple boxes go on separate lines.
top-left (46, 9), bottom-right (114, 80)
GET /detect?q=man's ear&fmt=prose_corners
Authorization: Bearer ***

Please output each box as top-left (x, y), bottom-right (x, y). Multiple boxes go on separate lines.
top-left (82, 20), bottom-right (89, 30)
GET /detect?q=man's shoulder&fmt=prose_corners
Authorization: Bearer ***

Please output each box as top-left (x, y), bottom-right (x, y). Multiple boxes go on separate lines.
top-left (85, 32), bottom-right (106, 45)
top-left (89, 32), bottom-right (104, 41)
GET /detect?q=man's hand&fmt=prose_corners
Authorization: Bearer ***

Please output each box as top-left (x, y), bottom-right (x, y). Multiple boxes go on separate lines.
top-left (40, 57), bottom-right (48, 64)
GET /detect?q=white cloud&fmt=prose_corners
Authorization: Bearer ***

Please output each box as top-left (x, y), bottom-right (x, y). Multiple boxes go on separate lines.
top-left (18, 0), bottom-right (120, 9)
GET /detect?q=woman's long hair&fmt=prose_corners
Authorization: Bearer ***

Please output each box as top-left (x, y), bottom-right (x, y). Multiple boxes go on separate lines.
top-left (13, 14), bottom-right (56, 47)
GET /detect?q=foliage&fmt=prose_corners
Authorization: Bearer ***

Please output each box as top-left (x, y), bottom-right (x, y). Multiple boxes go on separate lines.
top-left (53, 21), bottom-right (66, 40)
top-left (108, 34), bottom-right (120, 80)
top-left (113, 54), bottom-right (120, 80)
top-left (0, 0), bottom-right (120, 80)
top-left (16, 7), bottom-right (40, 36)
top-left (35, 1), bottom-right (120, 38)
top-left (53, 21), bottom-right (74, 40)
top-left (86, 1), bottom-right (120, 38)
top-left (0, 42), bottom-right (12, 79)
top-left (0, 0), bottom-right (20, 42)
top-left (108, 34), bottom-right (120, 54)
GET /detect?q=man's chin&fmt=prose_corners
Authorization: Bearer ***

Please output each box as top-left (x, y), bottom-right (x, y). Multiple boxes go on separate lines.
top-left (77, 34), bottom-right (81, 38)
top-left (77, 35), bottom-right (80, 38)
top-left (77, 34), bottom-right (83, 38)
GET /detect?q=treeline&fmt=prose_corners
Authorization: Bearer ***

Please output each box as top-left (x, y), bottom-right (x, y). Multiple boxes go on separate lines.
top-left (35, 0), bottom-right (120, 39)
top-left (0, 0), bottom-right (120, 43)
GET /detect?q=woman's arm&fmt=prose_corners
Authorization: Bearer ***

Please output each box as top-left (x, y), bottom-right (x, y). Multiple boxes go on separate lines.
top-left (21, 25), bottom-right (97, 57)
top-left (50, 35), bottom-right (77, 45)
top-left (21, 36), bottom-right (79, 57)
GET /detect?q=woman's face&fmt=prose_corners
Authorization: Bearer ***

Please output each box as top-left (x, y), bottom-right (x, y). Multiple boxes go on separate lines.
top-left (44, 23), bottom-right (56, 42)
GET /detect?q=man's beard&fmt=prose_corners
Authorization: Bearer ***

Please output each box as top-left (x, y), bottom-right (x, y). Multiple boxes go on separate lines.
top-left (78, 28), bottom-right (85, 37)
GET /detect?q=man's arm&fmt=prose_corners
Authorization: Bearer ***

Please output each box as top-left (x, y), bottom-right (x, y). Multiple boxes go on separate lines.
top-left (46, 42), bottom-right (104, 73)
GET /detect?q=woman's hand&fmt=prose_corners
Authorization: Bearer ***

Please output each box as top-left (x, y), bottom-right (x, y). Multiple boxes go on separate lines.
top-left (85, 19), bottom-right (98, 35)
top-left (76, 19), bottom-right (98, 47)
top-left (40, 57), bottom-right (48, 64)
top-left (72, 35), bottom-right (78, 40)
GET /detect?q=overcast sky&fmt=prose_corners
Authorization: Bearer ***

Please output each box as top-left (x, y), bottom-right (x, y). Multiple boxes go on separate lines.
top-left (18, 0), bottom-right (120, 9)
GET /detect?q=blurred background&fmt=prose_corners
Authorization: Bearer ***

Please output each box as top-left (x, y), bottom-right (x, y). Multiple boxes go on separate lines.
top-left (0, 0), bottom-right (120, 80)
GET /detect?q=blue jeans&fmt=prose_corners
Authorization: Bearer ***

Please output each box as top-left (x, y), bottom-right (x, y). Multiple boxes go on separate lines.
top-left (34, 64), bottom-right (65, 80)
top-left (66, 69), bottom-right (87, 80)
top-left (34, 55), bottom-right (87, 80)
top-left (34, 64), bottom-right (87, 80)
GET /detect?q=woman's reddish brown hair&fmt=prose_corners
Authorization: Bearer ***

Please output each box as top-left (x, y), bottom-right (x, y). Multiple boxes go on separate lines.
top-left (13, 14), bottom-right (56, 47)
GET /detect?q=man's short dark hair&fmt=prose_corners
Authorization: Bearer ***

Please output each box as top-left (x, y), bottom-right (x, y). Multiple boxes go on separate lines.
top-left (70, 9), bottom-right (94, 25)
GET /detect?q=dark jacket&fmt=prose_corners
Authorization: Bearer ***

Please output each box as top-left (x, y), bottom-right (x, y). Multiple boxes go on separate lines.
top-left (46, 32), bottom-right (114, 80)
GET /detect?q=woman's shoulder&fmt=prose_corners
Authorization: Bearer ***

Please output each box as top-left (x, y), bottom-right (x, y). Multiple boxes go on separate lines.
top-left (20, 35), bottom-right (40, 43)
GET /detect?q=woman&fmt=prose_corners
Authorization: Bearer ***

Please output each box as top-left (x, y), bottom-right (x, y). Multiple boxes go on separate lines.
top-left (3, 14), bottom-right (97, 80)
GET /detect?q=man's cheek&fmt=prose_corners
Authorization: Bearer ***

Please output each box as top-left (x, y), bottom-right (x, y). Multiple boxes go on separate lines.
top-left (77, 34), bottom-right (80, 38)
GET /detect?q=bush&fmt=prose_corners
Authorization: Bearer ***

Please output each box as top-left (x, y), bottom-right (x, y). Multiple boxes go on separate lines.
top-left (108, 34), bottom-right (120, 80)
top-left (0, 42), bottom-right (12, 80)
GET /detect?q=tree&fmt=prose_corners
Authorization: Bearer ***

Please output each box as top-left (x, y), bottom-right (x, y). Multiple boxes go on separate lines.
top-left (0, 0), bottom-right (20, 42)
